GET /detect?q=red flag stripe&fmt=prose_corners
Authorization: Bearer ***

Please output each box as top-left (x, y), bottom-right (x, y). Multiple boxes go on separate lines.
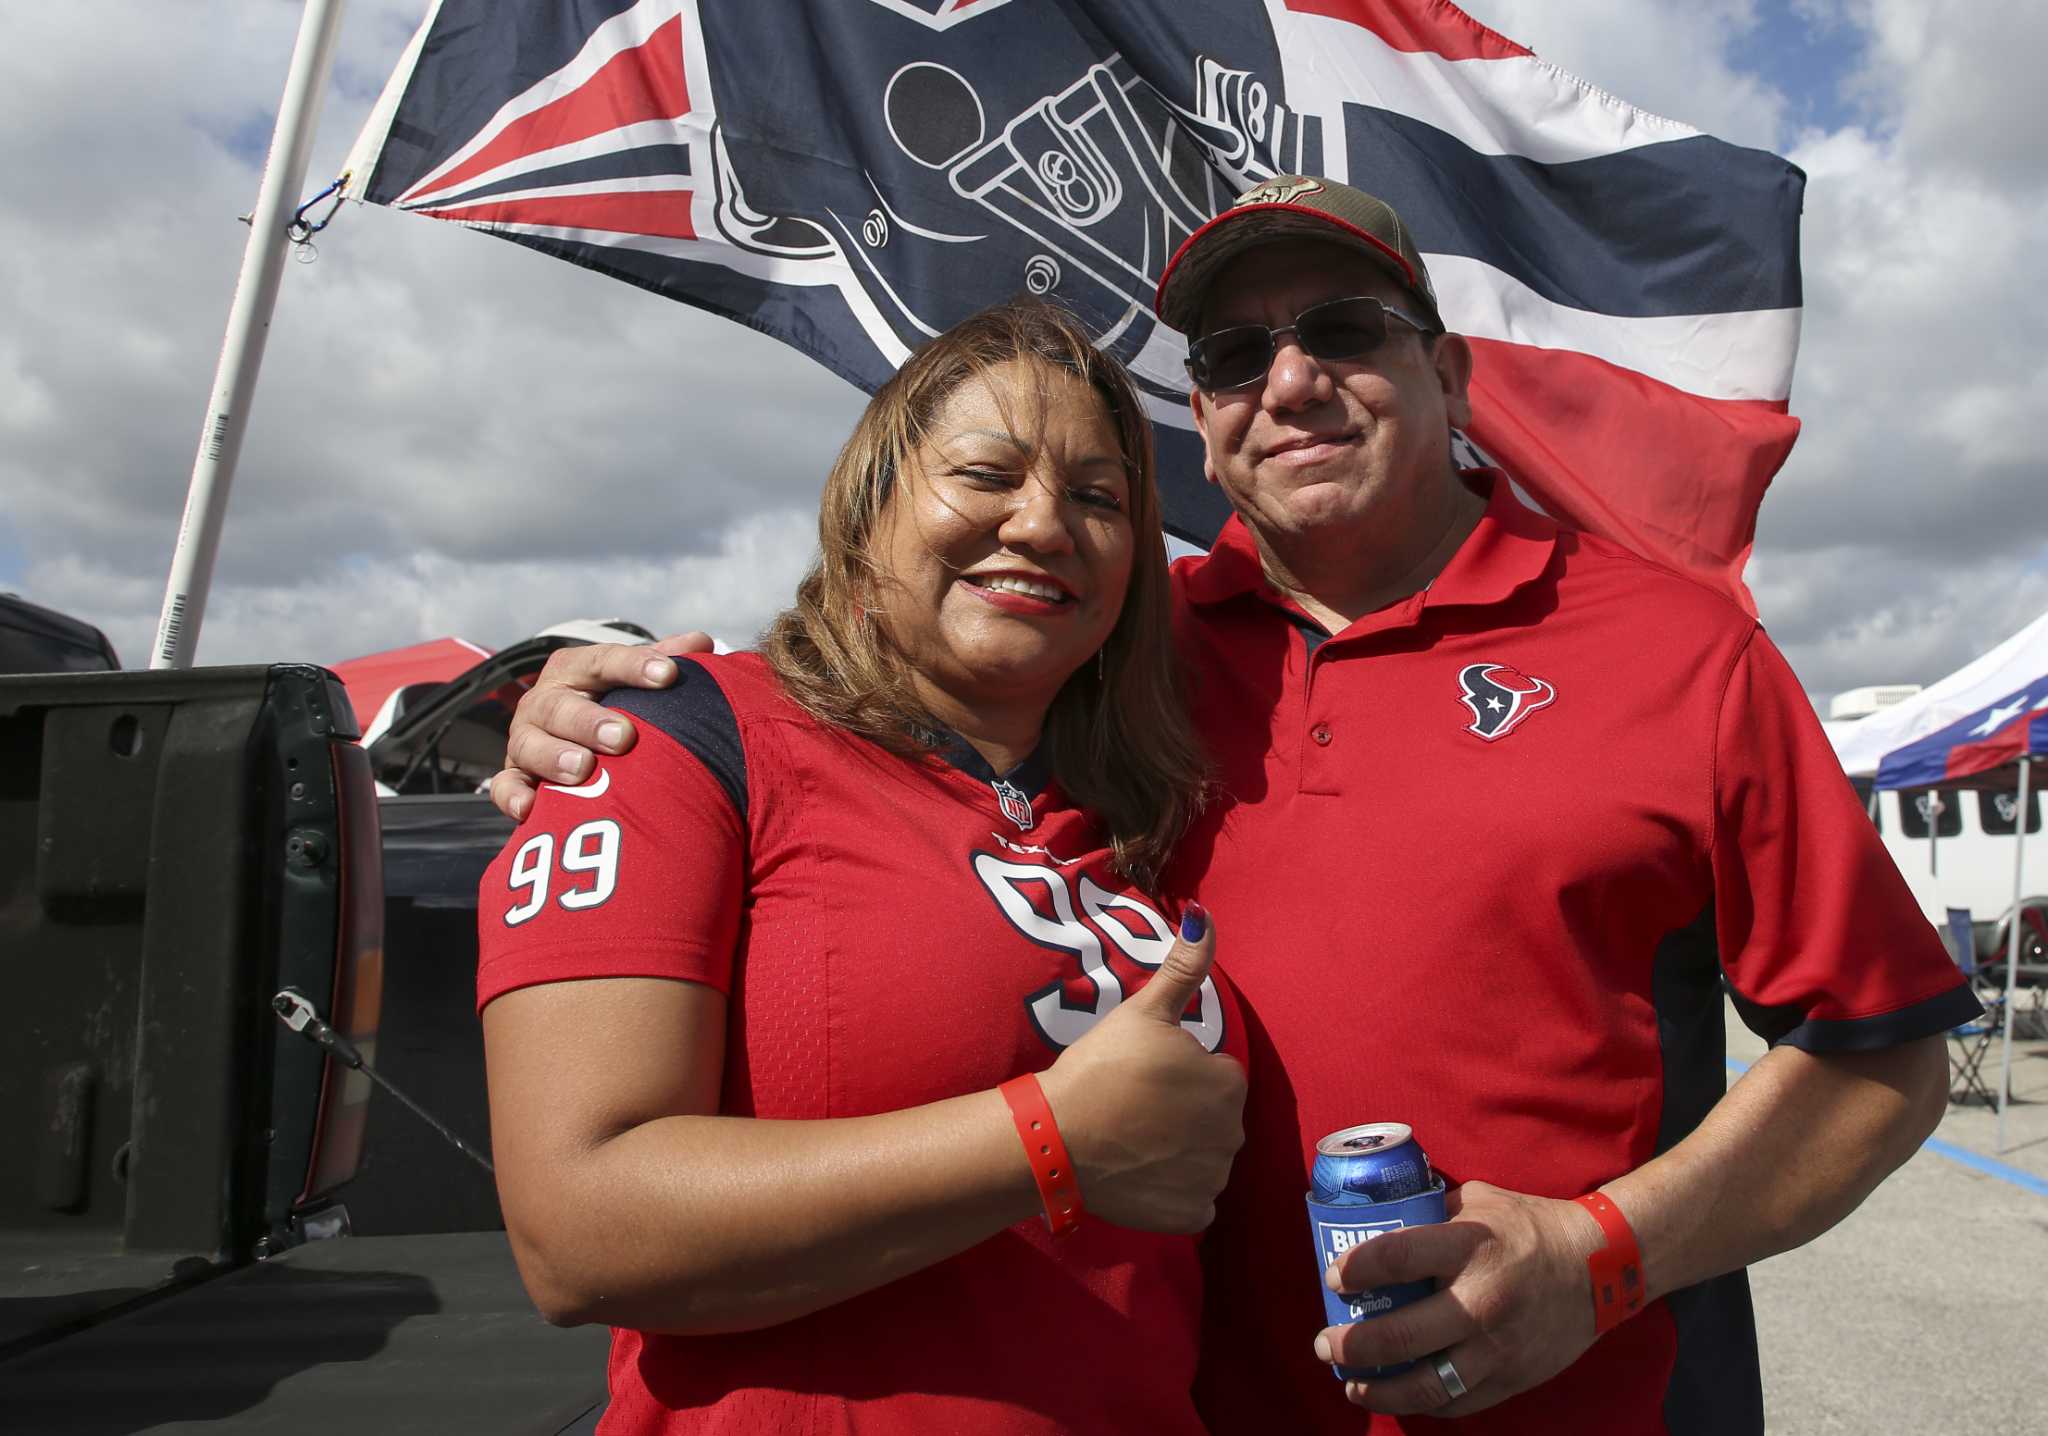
top-left (1283, 0), bottom-right (1532, 62)
top-left (1946, 718), bottom-right (2040, 783)
top-left (417, 189), bottom-right (697, 241)
top-left (410, 16), bottom-right (690, 205)
top-left (1464, 339), bottom-right (1800, 613)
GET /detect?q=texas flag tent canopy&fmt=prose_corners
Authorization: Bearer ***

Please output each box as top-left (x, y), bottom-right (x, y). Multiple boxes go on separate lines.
top-left (1876, 674), bottom-right (2048, 1150)
top-left (1874, 677), bottom-right (2048, 794)
top-left (344, 0), bottom-right (1804, 608)
top-left (1828, 607), bottom-right (2048, 777)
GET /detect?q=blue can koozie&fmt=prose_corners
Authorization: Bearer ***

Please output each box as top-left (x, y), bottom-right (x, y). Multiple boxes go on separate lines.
top-left (1305, 1125), bottom-right (1447, 1381)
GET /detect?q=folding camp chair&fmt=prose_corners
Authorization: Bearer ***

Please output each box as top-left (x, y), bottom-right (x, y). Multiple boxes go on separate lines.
top-left (1943, 907), bottom-right (2004, 1106)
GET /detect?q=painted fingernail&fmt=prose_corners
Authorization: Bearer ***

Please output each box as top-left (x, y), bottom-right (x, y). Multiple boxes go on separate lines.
top-left (596, 720), bottom-right (626, 749)
top-left (1314, 1334), bottom-right (1333, 1364)
top-left (643, 657), bottom-right (674, 682)
top-left (1180, 902), bottom-right (1208, 941)
top-left (560, 748), bottom-right (589, 780)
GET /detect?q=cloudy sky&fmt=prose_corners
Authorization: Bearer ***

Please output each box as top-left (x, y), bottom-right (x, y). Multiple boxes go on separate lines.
top-left (3, 1), bottom-right (2044, 706)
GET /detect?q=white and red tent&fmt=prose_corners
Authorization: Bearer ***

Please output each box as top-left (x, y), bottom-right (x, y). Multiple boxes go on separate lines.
top-left (329, 637), bottom-right (493, 744)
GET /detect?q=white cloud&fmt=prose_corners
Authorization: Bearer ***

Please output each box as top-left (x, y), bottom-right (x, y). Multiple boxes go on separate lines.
top-left (1466, 0), bottom-right (1787, 148)
top-left (18, 506), bottom-right (822, 670)
top-left (0, 0), bottom-right (864, 670)
top-left (1846, 0), bottom-right (2048, 187)
top-left (1741, 6), bottom-right (2048, 696)
top-left (1749, 548), bottom-right (2048, 699)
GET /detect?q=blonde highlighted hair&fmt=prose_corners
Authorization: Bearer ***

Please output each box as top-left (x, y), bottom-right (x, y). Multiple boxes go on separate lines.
top-left (761, 297), bottom-right (1205, 890)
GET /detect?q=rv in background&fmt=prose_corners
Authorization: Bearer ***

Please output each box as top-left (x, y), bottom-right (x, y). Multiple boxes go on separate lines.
top-left (1832, 685), bottom-right (2047, 965)
top-left (1853, 780), bottom-right (2045, 952)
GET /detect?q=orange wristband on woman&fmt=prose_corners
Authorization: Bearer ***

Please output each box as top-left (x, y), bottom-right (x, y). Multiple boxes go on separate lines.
top-left (1000, 1074), bottom-right (1082, 1238)
top-left (1575, 1191), bottom-right (1644, 1333)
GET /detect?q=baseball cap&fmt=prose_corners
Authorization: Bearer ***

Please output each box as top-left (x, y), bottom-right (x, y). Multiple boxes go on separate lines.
top-left (1155, 175), bottom-right (1444, 336)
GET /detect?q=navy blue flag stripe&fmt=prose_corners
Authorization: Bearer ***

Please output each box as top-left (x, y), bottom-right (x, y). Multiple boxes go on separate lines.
top-left (1343, 106), bottom-right (1804, 317)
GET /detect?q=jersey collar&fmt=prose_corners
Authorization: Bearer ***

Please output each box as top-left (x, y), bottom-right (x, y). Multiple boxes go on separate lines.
top-left (920, 726), bottom-right (1053, 798)
top-left (1179, 468), bottom-right (1558, 630)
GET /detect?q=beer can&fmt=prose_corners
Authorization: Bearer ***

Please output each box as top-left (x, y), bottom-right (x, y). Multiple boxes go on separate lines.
top-left (1309, 1122), bottom-right (1433, 1206)
top-left (1305, 1121), bottom-right (1446, 1382)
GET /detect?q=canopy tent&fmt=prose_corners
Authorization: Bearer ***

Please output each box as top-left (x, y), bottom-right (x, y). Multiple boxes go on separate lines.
top-left (1875, 676), bottom-right (2048, 1150)
top-left (1830, 607), bottom-right (2048, 776)
top-left (1875, 681), bottom-right (2048, 794)
top-left (328, 637), bottom-right (494, 744)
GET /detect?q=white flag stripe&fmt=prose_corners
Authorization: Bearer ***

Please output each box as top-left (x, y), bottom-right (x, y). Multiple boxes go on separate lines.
top-left (396, 0), bottom-right (688, 207)
top-left (1276, 5), bottom-right (1701, 166)
top-left (1431, 253), bottom-right (1797, 403)
top-left (410, 173), bottom-right (697, 219)
top-left (1139, 390), bottom-right (1199, 433)
top-left (342, 0), bottom-right (446, 197)
top-left (397, 119), bottom-right (711, 212)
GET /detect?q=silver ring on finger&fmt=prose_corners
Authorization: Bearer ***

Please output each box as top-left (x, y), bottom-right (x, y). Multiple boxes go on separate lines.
top-left (1432, 1352), bottom-right (1469, 1402)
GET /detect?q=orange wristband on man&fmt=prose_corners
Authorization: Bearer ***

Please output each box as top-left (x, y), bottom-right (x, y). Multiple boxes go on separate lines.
top-left (1000, 1074), bottom-right (1082, 1238)
top-left (1575, 1191), bottom-right (1644, 1333)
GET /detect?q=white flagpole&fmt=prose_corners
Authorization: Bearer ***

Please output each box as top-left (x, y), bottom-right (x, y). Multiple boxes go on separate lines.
top-left (149, 0), bottom-right (350, 669)
top-left (1997, 755), bottom-right (2031, 1153)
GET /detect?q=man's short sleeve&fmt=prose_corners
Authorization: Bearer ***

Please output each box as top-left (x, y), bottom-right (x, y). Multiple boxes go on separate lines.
top-left (476, 672), bottom-right (746, 1013)
top-left (1712, 628), bottom-right (1981, 1051)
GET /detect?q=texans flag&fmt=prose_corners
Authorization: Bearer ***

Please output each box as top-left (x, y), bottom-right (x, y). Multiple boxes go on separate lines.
top-left (346, 0), bottom-right (1804, 603)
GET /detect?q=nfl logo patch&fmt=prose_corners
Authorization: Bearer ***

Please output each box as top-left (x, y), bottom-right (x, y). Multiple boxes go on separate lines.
top-left (991, 778), bottom-right (1035, 831)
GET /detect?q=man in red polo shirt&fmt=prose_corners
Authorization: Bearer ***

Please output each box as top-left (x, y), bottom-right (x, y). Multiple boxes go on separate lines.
top-left (492, 179), bottom-right (1974, 1434)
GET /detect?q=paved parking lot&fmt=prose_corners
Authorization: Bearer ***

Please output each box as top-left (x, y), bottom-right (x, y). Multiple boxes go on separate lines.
top-left (1732, 997), bottom-right (2048, 1434)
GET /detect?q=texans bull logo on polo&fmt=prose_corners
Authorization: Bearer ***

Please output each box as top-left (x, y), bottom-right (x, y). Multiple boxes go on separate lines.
top-left (1457, 661), bottom-right (1557, 741)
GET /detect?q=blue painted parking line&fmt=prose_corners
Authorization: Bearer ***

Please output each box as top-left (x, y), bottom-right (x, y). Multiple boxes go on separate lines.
top-left (1725, 1057), bottom-right (2048, 1198)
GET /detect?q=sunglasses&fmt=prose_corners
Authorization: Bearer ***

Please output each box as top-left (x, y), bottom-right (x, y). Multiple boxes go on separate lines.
top-left (1184, 296), bottom-right (1438, 391)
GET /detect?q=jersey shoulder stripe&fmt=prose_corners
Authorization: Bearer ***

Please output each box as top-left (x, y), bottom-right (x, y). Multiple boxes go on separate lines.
top-left (602, 659), bottom-right (746, 820)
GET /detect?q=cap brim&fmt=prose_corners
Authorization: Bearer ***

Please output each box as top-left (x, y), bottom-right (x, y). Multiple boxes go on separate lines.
top-left (1156, 206), bottom-right (1435, 335)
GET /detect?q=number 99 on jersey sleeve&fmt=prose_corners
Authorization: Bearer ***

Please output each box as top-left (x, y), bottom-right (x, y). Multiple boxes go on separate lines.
top-left (477, 739), bottom-right (744, 1004)
top-left (503, 818), bottom-right (621, 925)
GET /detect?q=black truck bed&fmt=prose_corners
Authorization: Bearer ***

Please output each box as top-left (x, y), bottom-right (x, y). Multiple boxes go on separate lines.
top-left (1, 665), bottom-right (608, 1431)
top-left (0, 1232), bottom-right (608, 1434)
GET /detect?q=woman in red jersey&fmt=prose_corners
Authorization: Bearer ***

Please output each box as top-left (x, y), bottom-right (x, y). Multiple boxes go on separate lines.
top-left (478, 300), bottom-right (1247, 1435)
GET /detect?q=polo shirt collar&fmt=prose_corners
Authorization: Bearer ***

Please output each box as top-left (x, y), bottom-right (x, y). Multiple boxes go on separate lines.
top-left (1179, 468), bottom-right (1558, 625)
top-left (1178, 508), bottom-right (1271, 610)
top-left (1424, 470), bottom-right (1560, 612)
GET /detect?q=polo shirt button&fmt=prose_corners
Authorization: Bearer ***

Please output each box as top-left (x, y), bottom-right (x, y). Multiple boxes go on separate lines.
top-left (1311, 723), bottom-right (1332, 746)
